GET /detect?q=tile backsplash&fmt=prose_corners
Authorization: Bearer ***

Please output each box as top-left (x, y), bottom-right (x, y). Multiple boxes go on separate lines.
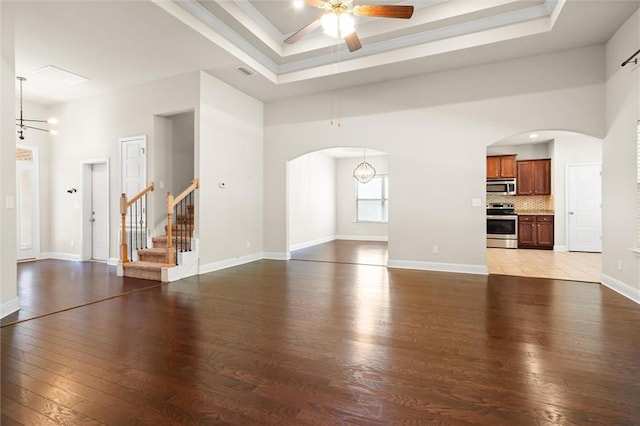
top-left (487, 194), bottom-right (554, 211)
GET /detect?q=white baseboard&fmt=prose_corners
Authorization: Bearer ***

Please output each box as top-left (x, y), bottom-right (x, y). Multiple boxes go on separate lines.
top-left (263, 252), bottom-right (290, 260)
top-left (199, 252), bottom-right (263, 275)
top-left (601, 274), bottom-right (640, 304)
top-left (39, 252), bottom-right (82, 262)
top-left (387, 259), bottom-right (488, 275)
top-left (554, 245), bottom-right (568, 252)
top-left (107, 257), bottom-right (119, 266)
top-left (335, 235), bottom-right (388, 242)
top-left (289, 236), bottom-right (335, 251)
top-left (1, 298), bottom-right (20, 319)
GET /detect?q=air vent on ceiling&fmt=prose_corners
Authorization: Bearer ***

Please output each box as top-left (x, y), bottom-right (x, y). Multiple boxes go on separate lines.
top-left (236, 66), bottom-right (256, 77)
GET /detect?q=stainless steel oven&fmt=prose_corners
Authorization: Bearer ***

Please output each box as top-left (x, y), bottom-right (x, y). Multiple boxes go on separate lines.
top-left (487, 204), bottom-right (518, 249)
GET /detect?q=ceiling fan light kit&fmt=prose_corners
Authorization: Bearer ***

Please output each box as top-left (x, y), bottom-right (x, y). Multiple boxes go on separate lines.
top-left (15, 76), bottom-right (57, 140)
top-left (285, 0), bottom-right (414, 52)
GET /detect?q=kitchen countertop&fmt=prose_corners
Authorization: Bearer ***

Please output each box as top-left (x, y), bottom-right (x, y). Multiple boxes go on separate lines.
top-left (516, 210), bottom-right (554, 215)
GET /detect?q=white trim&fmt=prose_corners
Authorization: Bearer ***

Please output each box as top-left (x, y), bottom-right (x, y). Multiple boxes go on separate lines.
top-left (289, 235), bottom-right (335, 251)
top-left (39, 252), bottom-right (82, 262)
top-left (107, 257), bottom-right (119, 266)
top-left (601, 274), bottom-right (640, 304)
top-left (199, 252), bottom-right (263, 275)
top-left (81, 157), bottom-right (110, 262)
top-left (263, 252), bottom-right (289, 260)
top-left (1, 298), bottom-right (20, 319)
top-left (553, 245), bottom-right (568, 252)
top-left (335, 235), bottom-right (388, 242)
top-left (387, 259), bottom-right (488, 275)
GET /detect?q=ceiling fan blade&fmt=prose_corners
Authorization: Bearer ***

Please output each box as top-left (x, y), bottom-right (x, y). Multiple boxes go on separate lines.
top-left (284, 18), bottom-right (322, 44)
top-left (344, 32), bottom-right (362, 52)
top-left (305, 0), bottom-right (326, 8)
top-left (353, 4), bottom-right (414, 19)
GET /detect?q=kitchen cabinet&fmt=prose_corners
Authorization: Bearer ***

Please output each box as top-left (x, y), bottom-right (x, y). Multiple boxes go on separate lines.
top-left (518, 215), bottom-right (554, 249)
top-left (487, 155), bottom-right (516, 179)
top-left (517, 159), bottom-right (551, 195)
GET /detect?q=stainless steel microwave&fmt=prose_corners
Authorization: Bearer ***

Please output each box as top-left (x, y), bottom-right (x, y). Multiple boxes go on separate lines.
top-left (487, 179), bottom-right (516, 195)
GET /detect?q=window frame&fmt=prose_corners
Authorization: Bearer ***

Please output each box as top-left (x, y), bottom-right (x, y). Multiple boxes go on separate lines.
top-left (355, 174), bottom-right (388, 223)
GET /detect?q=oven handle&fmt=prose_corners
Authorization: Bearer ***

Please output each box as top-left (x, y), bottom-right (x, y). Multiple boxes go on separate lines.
top-left (486, 215), bottom-right (518, 220)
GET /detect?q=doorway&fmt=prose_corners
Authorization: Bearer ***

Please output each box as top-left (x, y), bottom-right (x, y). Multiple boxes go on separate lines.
top-left (81, 159), bottom-right (109, 262)
top-left (287, 148), bottom-right (389, 266)
top-left (567, 163), bottom-right (602, 252)
top-left (16, 146), bottom-right (39, 261)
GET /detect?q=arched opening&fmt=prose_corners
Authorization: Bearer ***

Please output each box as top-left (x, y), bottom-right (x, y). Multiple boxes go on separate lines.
top-left (486, 130), bottom-right (603, 282)
top-left (286, 147), bottom-right (389, 266)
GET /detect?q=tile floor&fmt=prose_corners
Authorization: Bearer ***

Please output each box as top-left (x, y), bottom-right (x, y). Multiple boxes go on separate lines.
top-left (487, 248), bottom-right (601, 283)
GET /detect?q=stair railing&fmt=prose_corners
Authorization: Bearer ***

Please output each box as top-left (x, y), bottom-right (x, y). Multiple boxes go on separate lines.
top-left (120, 182), bottom-right (154, 263)
top-left (166, 178), bottom-right (199, 266)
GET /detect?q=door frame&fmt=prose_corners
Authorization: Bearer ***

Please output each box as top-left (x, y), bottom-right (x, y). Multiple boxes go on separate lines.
top-left (564, 162), bottom-right (602, 252)
top-left (81, 158), bottom-right (110, 262)
top-left (16, 144), bottom-right (40, 260)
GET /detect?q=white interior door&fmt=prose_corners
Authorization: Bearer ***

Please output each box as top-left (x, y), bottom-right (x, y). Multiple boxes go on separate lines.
top-left (567, 163), bottom-right (602, 252)
top-left (91, 163), bottom-right (109, 261)
top-left (16, 146), bottom-right (39, 260)
top-left (121, 136), bottom-right (147, 199)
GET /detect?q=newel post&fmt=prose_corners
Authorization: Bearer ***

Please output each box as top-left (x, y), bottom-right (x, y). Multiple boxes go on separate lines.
top-left (166, 192), bottom-right (175, 266)
top-left (120, 193), bottom-right (128, 263)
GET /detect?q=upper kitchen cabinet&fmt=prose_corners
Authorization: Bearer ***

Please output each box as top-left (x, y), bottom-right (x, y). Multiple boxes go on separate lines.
top-left (517, 159), bottom-right (551, 195)
top-left (486, 155), bottom-right (516, 179)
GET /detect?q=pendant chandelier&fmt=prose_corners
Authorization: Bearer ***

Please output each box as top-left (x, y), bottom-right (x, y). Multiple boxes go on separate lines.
top-left (15, 76), bottom-right (57, 140)
top-left (353, 148), bottom-right (376, 183)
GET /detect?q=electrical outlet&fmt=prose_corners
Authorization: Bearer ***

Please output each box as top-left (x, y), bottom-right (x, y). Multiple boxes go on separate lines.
top-left (432, 245), bottom-right (439, 254)
top-left (618, 260), bottom-right (623, 271)
top-left (246, 241), bottom-right (251, 249)
top-left (70, 240), bottom-right (74, 248)
top-left (471, 198), bottom-right (482, 207)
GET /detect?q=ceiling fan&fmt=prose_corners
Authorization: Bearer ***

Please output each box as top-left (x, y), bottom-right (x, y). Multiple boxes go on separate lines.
top-left (284, 0), bottom-right (414, 52)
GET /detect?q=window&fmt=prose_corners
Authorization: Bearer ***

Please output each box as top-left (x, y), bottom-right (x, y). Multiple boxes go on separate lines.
top-left (356, 175), bottom-right (388, 222)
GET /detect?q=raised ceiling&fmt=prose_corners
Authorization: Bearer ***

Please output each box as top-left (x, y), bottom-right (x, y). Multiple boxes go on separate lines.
top-left (11, 0), bottom-right (639, 104)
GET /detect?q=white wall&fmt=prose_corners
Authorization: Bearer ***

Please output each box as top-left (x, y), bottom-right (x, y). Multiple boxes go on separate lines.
top-left (49, 72), bottom-right (200, 261)
top-left (198, 72), bottom-right (263, 269)
top-left (288, 151), bottom-right (336, 249)
top-left (171, 111), bottom-right (194, 194)
top-left (151, 110), bottom-right (195, 234)
top-left (487, 142), bottom-right (551, 160)
top-left (550, 133), bottom-right (602, 250)
top-left (1, 1), bottom-right (19, 317)
top-left (264, 45), bottom-right (606, 273)
top-left (336, 155), bottom-right (388, 239)
top-left (602, 10), bottom-right (640, 302)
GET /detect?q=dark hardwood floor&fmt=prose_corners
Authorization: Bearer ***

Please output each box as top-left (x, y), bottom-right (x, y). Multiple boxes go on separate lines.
top-left (291, 240), bottom-right (388, 266)
top-left (2, 259), bottom-right (638, 424)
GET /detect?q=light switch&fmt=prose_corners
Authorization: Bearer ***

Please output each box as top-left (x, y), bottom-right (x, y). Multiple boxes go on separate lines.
top-left (5, 196), bottom-right (14, 209)
top-left (73, 202), bottom-right (80, 210)
top-left (159, 181), bottom-right (165, 189)
top-left (471, 198), bottom-right (482, 207)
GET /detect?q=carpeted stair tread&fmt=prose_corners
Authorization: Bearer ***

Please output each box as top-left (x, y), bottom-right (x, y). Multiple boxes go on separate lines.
top-left (122, 261), bottom-right (163, 281)
top-left (137, 248), bottom-right (168, 263)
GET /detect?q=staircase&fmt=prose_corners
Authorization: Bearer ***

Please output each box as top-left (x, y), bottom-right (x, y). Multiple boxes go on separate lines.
top-left (121, 208), bottom-right (194, 281)
top-left (117, 179), bottom-right (199, 282)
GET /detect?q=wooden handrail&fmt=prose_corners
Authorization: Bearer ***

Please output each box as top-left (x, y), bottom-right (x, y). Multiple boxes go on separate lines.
top-left (172, 178), bottom-right (199, 208)
top-left (166, 178), bottom-right (199, 266)
top-left (124, 182), bottom-right (154, 210)
top-left (120, 182), bottom-right (154, 263)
